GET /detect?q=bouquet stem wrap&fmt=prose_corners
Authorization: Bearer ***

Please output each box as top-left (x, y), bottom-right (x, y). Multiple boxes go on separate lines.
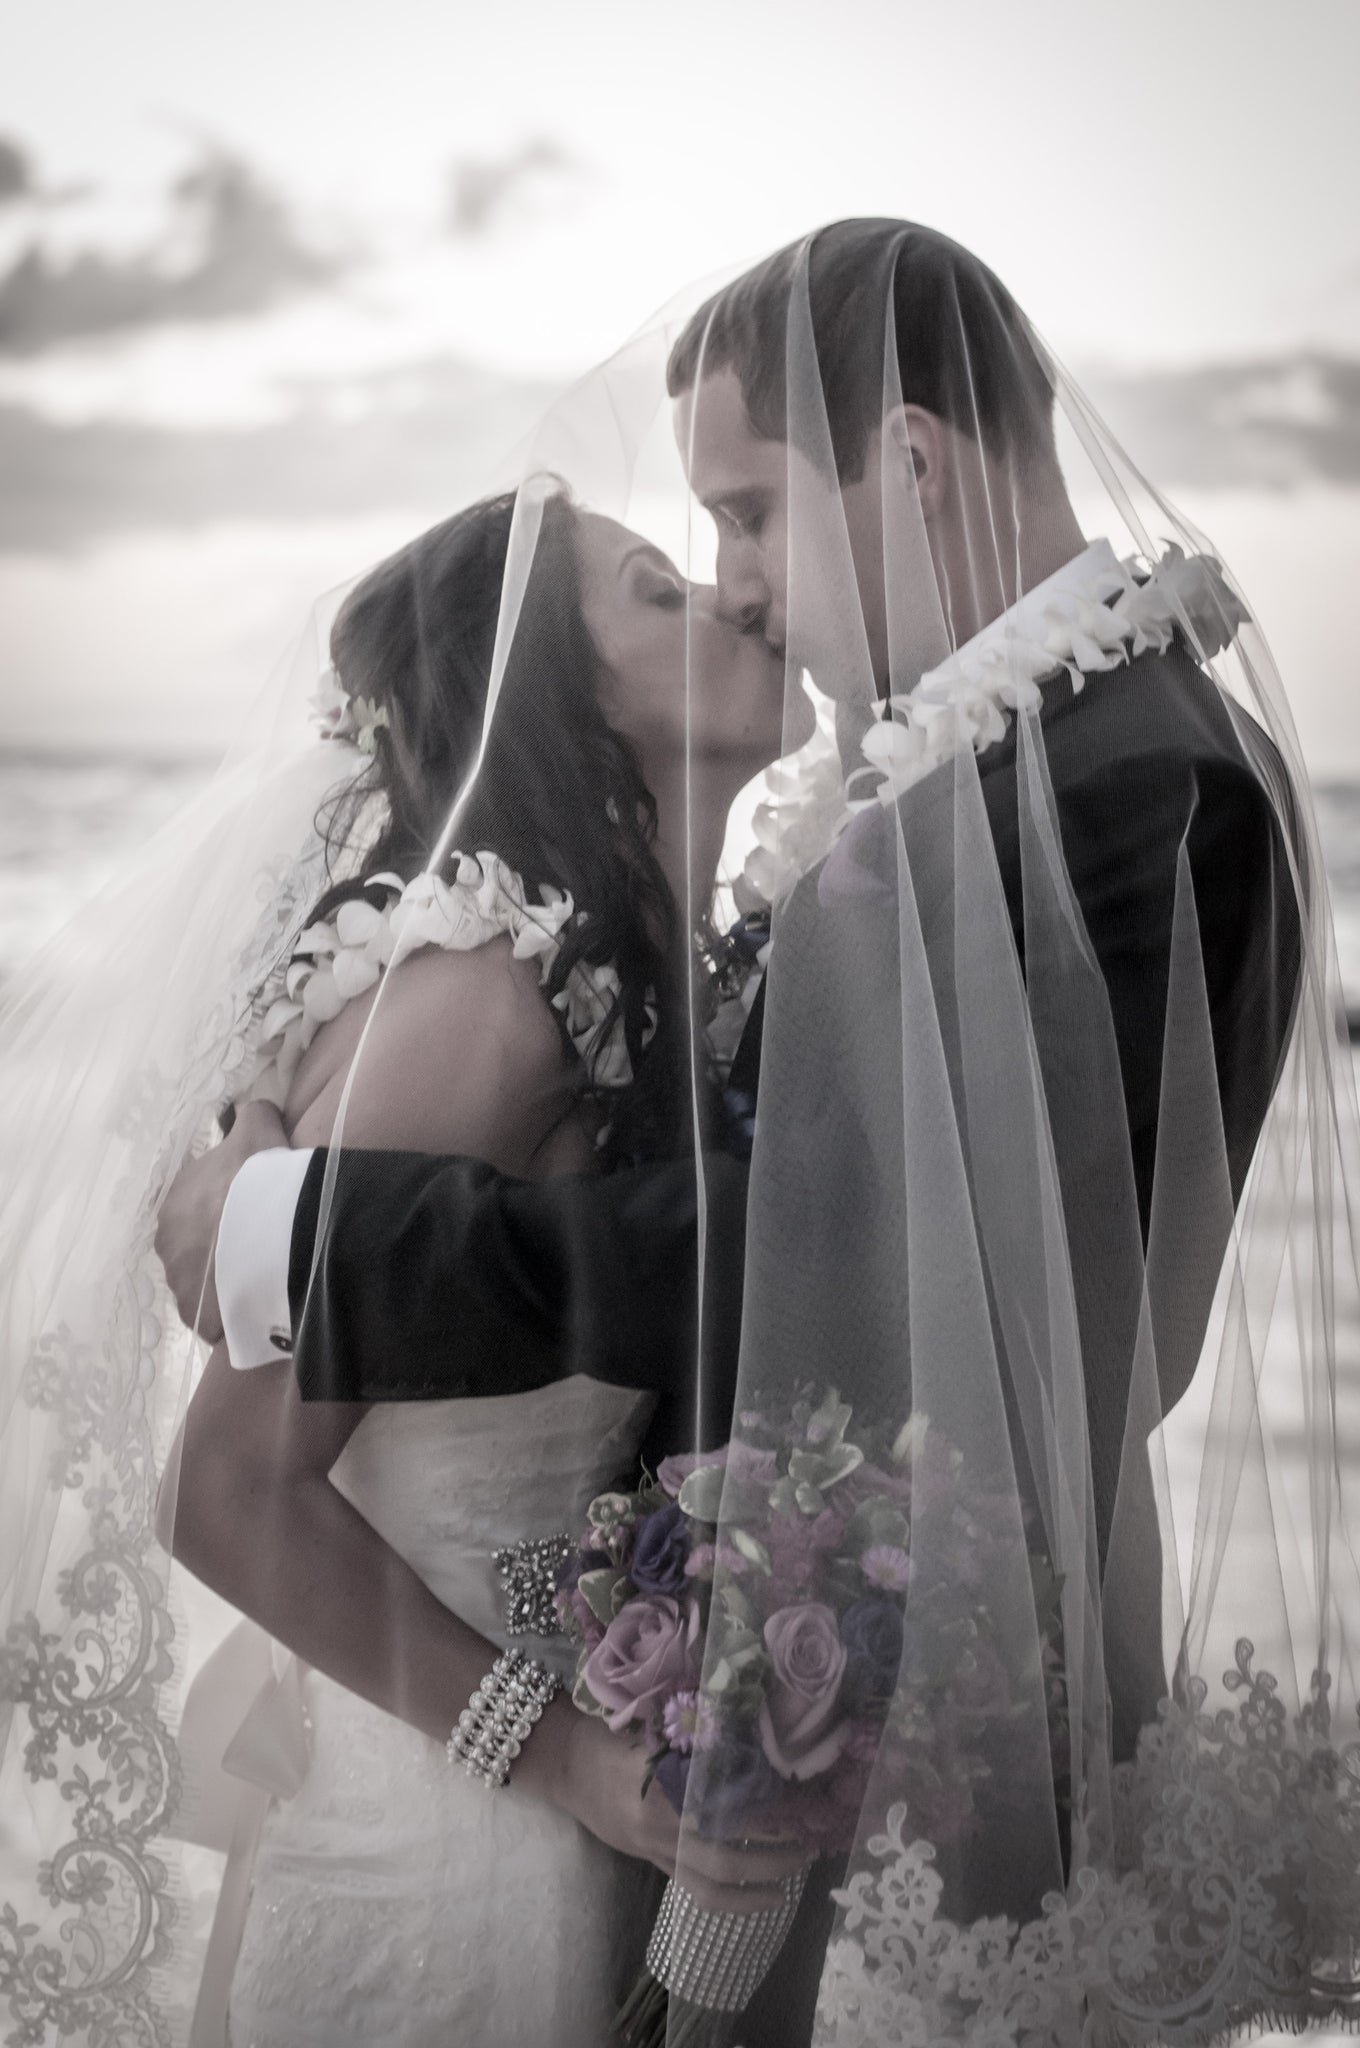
top-left (647, 1866), bottom-right (808, 2009)
top-left (617, 1867), bottom-right (808, 2045)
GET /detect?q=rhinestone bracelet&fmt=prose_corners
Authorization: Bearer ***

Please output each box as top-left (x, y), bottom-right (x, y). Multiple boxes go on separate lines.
top-left (446, 1646), bottom-right (562, 1790)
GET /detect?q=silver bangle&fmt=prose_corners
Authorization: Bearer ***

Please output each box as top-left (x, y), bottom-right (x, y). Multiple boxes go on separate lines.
top-left (446, 1646), bottom-right (562, 1790)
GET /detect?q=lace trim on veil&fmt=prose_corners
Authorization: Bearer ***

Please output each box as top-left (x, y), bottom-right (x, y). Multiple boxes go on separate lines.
top-left (0, 831), bottom-right (331, 2047)
top-left (816, 1643), bottom-right (1360, 2045)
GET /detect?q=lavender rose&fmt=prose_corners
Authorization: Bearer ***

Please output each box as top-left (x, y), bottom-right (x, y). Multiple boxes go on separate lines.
top-left (758, 1602), bottom-right (848, 1780)
top-left (582, 1595), bottom-right (700, 1733)
top-left (628, 1504), bottom-right (691, 1596)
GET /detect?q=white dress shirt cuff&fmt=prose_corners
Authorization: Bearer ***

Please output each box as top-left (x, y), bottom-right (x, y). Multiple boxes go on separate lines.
top-left (216, 1147), bottom-right (316, 1370)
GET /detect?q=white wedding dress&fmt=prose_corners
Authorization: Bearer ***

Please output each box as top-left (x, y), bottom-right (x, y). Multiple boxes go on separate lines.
top-left (227, 1374), bottom-right (659, 2048)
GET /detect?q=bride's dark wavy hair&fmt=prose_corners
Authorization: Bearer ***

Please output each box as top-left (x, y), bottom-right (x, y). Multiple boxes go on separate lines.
top-left (310, 487), bottom-right (684, 1164)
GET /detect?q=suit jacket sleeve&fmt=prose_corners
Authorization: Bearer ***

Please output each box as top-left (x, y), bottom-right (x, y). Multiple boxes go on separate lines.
top-left (288, 1148), bottom-right (750, 1456)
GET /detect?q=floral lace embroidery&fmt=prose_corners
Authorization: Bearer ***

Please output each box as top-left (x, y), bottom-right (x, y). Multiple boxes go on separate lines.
top-left (1, 1261), bottom-right (181, 2048)
top-left (815, 1643), bottom-right (1360, 2045)
top-left (0, 835), bottom-right (333, 2048)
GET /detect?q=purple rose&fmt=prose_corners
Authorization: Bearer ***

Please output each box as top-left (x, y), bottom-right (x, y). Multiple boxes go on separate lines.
top-left (758, 1603), bottom-right (848, 1781)
top-left (582, 1595), bottom-right (700, 1733)
top-left (840, 1597), bottom-right (905, 1711)
top-left (628, 1504), bottom-right (691, 1596)
top-left (684, 1731), bottom-right (782, 1836)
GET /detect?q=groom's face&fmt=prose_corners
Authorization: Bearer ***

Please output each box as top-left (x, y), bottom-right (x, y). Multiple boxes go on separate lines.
top-left (675, 368), bottom-right (790, 654)
top-left (676, 366), bottom-right (892, 698)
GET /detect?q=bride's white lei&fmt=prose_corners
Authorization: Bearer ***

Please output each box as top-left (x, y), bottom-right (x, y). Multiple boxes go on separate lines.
top-left (739, 544), bottom-right (1249, 911)
top-left (238, 852), bottom-right (643, 1111)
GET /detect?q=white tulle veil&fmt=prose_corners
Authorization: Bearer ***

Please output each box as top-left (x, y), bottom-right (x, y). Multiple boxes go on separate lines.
top-left (0, 623), bottom-right (369, 2039)
top-left (2, 220), bottom-right (1358, 2046)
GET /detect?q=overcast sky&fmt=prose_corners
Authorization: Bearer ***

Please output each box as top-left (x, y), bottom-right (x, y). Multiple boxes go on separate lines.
top-left (2, 0), bottom-right (1359, 764)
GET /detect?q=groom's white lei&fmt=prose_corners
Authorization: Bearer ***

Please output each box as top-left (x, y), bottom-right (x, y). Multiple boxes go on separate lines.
top-left (739, 542), bottom-right (1249, 911)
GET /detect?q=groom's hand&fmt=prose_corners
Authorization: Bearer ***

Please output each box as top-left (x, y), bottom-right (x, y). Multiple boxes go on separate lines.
top-left (154, 1099), bottom-right (288, 1343)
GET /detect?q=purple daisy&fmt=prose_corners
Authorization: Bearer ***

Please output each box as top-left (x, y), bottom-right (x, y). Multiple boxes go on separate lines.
top-left (861, 1543), bottom-right (913, 1592)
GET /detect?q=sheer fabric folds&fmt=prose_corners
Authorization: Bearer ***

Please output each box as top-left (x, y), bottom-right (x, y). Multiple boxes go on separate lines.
top-left (1, 221), bottom-right (1357, 2045)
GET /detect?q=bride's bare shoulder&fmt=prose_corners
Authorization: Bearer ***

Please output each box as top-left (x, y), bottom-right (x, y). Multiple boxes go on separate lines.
top-left (286, 935), bottom-right (587, 1169)
top-left (382, 934), bottom-right (571, 1067)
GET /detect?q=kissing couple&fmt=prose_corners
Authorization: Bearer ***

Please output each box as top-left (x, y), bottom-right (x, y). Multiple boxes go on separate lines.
top-left (4, 219), bottom-right (1351, 2048)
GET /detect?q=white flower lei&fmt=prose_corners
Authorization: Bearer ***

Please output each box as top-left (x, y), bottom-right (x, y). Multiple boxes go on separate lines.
top-left (237, 852), bottom-right (650, 1112)
top-left (739, 544), bottom-right (1249, 911)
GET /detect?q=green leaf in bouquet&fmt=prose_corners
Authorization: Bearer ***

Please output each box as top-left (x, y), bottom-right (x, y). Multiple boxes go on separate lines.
top-left (704, 1635), bottom-right (768, 1696)
top-left (767, 1475), bottom-right (801, 1515)
top-left (890, 1412), bottom-right (931, 1465)
top-left (789, 1441), bottom-right (864, 1495)
top-left (794, 1480), bottom-right (827, 1515)
top-left (703, 1612), bottom-right (766, 1695)
top-left (844, 1498), bottom-right (911, 1554)
top-left (730, 1528), bottom-right (772, 1575)
top-left (709, 1611), bottom-right (762, 1657)
top-left (676, 1464), bottom-right (727, 1522)
top-left (804, 1387), bottom-right (856, 1445)
top-left (714, 1579), bottom-right (756, 1629)
top-left (578, 1566), bottom-right (630, 1624)
top-left (677, 1462), bottom-right (769, 1524)
top-left (571, 1668), bottom-right (611, 1719)
top-left (639, 1744), bottom-right (669, 1801)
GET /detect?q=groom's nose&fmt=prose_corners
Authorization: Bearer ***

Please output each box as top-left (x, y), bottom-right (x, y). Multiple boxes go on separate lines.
top-left (714, 536), bottom-right (767, 633)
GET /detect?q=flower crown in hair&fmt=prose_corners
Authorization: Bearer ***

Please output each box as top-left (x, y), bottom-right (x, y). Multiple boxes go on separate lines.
top-left (312, 661), bottom-right (391, 756)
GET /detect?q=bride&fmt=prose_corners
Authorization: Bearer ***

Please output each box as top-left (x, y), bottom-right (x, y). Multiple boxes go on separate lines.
top-left (157, 483), bottom-right (812, 2045)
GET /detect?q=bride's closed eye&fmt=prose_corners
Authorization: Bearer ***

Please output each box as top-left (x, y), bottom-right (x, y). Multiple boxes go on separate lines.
top-left (632, 562), bottom-right (686, 609)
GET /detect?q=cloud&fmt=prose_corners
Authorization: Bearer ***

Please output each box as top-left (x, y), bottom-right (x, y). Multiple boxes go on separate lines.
top-left (0, 148), bottom-right (349, 355)
top-left (3, 341), bottom-right (1357, 560)
top-left (1085, 352), bottom-right (1360, 490)
top-left (0, 356), bottom-right (554, 551)
top-left (0, 137), bottom-right (33, 206)
top-left (447, 138), bottom-right (580, 237)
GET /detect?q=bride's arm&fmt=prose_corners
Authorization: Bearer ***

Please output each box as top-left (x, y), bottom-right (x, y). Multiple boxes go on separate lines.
top-left (166, 942), bottom-right (802, 1908)
top-left (167, 1344), bottom-right (798, 1909)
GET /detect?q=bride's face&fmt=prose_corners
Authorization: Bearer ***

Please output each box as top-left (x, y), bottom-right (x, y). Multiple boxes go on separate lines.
top-left (574, 513), bottom-right (809, 785)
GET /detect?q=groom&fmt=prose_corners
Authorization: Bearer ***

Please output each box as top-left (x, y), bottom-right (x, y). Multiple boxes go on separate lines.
top-left (157, 218), bottom-right (1301, 2024)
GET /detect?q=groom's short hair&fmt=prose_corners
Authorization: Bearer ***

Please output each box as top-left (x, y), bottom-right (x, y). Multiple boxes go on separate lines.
top-left (666, 218), bottom-right (1058, 484)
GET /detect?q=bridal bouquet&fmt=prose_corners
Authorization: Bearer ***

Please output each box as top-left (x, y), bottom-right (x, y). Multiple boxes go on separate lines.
top-left (557, 1391), bottom-right (1067, 2046)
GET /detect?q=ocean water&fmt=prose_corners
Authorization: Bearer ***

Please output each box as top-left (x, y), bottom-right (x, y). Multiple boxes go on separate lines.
top-left (6, 747), bottom-right (1360, 998)
top-left (0, 750), bottom-right (214, 987)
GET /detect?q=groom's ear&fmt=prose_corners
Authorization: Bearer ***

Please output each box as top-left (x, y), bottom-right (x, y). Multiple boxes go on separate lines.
top-left (883, 404), bottom-right (949, 521)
